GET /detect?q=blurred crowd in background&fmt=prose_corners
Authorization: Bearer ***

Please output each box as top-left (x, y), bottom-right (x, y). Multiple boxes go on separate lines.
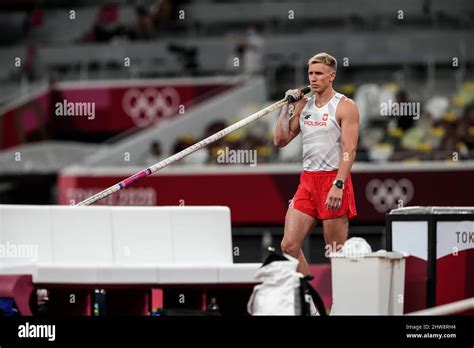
top-left (1, 0), bottom-right (473, 166)
top-left (147, 82), bottom-right (474, 165)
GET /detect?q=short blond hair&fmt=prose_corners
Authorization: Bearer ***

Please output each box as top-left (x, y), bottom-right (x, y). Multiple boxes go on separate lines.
top-left (308, 52), bottom-right (337, 71)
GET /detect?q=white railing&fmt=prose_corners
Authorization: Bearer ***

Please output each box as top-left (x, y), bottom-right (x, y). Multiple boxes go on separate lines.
top-left (61, 160), bottom-right (474, 176)
top-left (407, 298), bottom-right (474, 316)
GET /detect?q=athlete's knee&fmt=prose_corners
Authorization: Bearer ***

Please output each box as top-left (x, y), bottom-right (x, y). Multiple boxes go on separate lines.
top-left (280, 239), bottom-right (301, 258)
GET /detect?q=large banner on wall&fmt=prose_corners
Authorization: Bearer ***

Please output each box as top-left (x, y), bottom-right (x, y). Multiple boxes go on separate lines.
top-left (58, 165), bottom-right (474, 225)
top-left (0, 79), bottom-right (235, 149)
top-left (52, 81), bottom-right (233, 132)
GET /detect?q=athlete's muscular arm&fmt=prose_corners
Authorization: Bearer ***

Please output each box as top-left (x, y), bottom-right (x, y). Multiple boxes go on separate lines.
top-left (274, 91), bottom-right (307, 148)
top-left (325, 98), bottom-right (360, 210)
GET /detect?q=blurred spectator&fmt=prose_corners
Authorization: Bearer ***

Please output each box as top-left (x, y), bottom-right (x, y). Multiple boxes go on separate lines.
top-left (144, 140), bottom-right (165, 166)
top-left (24, 42), bottom-right (39, 81)
top-left (82, 4), bottom-right (120, 42)
top-left (354, 84), bottom-right (378, 129)
top-left (243, 25), bottom-right (264, 75)
top-left (458, 103), bottom-right (474, 154)
top-left (23, 5), bottom-right (44, 34)
top-left (437, 113), bottom-right (462, 159)
top-left (340, 84), bottom-right (355, 100)
top-left (226, 43), bottom-right (246, 75)
top-left (355, 142), bottom-right (370, 162)
top-left (150, 0), bottom-right (175, 30)
top-left (133, 4), bottom-right (154, 40)
top-left (205, 120), bottom-right (227, 137)
top-left (369, 143), bottom-right (394, 162)
top-left (384, 125), bottom-right (404, 150)
top-left (168, 43), bottom-right (199, 76)
top-left (396, 111), bottom-right (433, 160)
top-left (173, 134), bottom-right (208, 165)
top-left (161, 82), bottom-right (474, 166)
top-left (173, 134), bottom-right (194, 154)
top-left (395, 90), bottom-right (415, 131)
top-left (424, 96), bottom-right (450, 121)
top-left (222, 132), bottom-right (240, 151)
top-left (245, 119), bottom-right (273, 163)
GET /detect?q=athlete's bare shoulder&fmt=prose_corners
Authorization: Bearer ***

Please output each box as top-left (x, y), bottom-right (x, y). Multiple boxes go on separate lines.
top-left (335, 95), bottom-right (359, 128)
top-left (292, 96), bottom-right (310, 116)
top-left (298, 96), bottom-right (311, 106)
top-left (336, 96), bottom-right (359, 117)
top-left (339, 95), bottom-right (357, 106)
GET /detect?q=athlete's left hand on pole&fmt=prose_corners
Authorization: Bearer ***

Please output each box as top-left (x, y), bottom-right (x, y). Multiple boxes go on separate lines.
top-left (325, 186), bottom-right (343, 210)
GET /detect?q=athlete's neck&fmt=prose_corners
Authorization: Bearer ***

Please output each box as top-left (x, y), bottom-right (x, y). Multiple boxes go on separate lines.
top-left (314, 88), bottom-right (336, 108)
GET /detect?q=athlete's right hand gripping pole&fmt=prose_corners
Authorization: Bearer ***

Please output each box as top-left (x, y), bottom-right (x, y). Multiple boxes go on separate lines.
top-left (76, 85), bottom-right (311, 206)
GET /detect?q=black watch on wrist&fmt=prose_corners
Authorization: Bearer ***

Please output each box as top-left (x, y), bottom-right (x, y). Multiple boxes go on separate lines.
top-left (333, 179), bottom-right (344, 189)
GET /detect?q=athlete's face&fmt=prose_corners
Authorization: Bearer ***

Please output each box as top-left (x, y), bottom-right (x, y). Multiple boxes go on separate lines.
top-left (308, 63), bottom-right (336, 93)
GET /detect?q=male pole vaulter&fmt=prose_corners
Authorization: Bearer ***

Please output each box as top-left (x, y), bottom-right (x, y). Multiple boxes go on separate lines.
top-left (274, 52), bottom-right (359, 314)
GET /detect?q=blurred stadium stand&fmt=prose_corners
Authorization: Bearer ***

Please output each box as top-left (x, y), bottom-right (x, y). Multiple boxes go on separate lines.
top-left (1, 0), bottom-right (474, 263)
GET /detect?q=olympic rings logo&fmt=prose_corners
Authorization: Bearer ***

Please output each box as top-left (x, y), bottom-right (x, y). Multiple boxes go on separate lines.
top-left (365, 178), bottom-right (414, 213)
top-left (122, 87), bottom-right (180, 127)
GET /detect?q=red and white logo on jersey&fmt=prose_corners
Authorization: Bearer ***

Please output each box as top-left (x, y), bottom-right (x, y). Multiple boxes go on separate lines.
top-left (322, 113), bottom-right (329, 121)
top-left (304, 120), bottom-right (327, 127)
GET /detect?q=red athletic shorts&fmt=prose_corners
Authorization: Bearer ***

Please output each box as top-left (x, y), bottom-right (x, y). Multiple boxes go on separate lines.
top-left (290, 170), bottom-right (357, 220)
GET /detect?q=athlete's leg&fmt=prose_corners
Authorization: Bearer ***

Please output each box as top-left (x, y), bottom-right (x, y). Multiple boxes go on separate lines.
top-left (322, 214), bottom-right (349, 314)
top-left (322, 214), bottom-right (349, 254)
top-left (280, 208), bottom-right (317, 276)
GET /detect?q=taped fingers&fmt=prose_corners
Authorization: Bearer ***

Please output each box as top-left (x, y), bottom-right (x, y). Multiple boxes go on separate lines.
top-left (285, 89), bottom-right (303, 102)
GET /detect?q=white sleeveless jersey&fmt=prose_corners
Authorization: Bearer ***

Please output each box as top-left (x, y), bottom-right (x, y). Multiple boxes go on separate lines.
top-left (299, 92), bottom-right (345, 171)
